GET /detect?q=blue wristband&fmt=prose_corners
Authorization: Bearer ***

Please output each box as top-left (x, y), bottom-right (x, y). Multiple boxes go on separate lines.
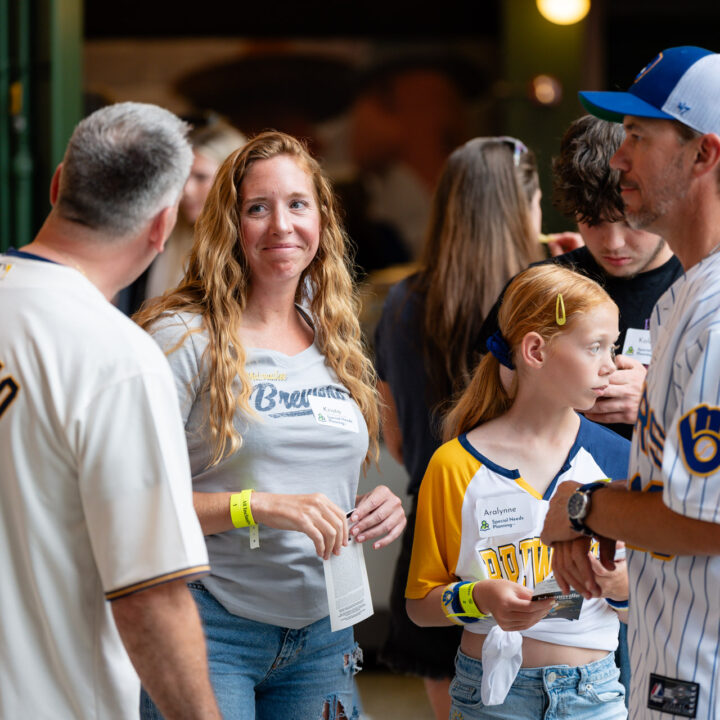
top-left (441, 581), bottom-right (487, 625)
top-left (606, 598), bottom-right (629, 609)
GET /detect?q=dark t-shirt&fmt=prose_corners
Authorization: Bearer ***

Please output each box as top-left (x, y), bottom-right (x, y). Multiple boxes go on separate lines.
top-left (477, 247), bottom-right (684, 440)
top-left (374, 276), bottom-right (443, 495)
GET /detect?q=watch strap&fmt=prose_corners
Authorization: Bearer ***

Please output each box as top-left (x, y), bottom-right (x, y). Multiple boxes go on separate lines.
top-left (568, 480), bottom-right (609, 536)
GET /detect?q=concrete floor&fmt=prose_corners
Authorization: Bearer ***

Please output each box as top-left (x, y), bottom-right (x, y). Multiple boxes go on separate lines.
top-left (356, 671), bottom-right (436, 720)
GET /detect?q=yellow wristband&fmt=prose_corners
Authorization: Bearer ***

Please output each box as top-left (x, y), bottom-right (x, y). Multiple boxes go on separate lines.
top-left (441, 581), bottom-right (489, 625)
top-left (230, 490), bottom-right (256, 528)
top-left (458, 581), bottom-right (488, 618)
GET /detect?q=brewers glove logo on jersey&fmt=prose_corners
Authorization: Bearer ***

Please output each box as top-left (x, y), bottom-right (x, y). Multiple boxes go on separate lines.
top-left (678, 404), bottom-right (720, 476)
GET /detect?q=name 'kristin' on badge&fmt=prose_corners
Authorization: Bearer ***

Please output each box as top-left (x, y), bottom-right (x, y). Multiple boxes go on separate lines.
top-left (308, 395), bottom-right (359, 433)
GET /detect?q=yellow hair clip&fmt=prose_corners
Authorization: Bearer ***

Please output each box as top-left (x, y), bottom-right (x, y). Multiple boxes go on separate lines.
top-left (556, 293), bottom-right (566, 326)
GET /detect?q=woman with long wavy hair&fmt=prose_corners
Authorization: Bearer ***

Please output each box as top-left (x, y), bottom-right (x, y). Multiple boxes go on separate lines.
top-left (374, 136), bottom-right (543, 719)
top-left (135, 131), bottom-right (405, 720)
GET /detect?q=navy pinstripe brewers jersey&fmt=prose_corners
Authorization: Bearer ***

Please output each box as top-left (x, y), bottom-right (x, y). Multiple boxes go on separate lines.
top-left (407, 415), bottom-right (629, 650)
top-left (627, 250), bottom-right (720, 719)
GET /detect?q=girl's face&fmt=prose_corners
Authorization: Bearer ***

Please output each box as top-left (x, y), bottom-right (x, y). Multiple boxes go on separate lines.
top-left (543, 301), bottom-right (619, 411)
top-left (239, 154), bottom-right (321, 288)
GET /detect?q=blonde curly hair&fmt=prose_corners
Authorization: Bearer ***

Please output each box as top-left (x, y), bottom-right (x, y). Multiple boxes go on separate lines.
top-left (135, 131), bottom-right (379, 468)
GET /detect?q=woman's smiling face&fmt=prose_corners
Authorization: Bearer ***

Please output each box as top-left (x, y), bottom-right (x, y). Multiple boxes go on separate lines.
top-left (239, 154), bottom-right (321, 287)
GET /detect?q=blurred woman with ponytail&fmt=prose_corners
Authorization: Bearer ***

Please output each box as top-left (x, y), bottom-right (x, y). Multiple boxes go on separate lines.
top-left (375, 136), bottom-right (543, 718)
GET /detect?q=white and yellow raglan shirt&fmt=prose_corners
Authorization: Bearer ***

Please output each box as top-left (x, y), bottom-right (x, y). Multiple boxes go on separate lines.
top-left (407, 414), bottom-right (629, 650)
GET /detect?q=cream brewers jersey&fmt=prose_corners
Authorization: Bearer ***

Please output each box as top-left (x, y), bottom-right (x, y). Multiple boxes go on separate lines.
top-left (627, 250), bottom-right (720, 719)
top-left (0, 253), bottom-right (209, 719)
top-left (407, 414), bottom-right (629, 650)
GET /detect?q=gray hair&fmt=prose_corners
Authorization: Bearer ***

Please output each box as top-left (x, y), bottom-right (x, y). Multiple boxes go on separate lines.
top-left (55, 102), bottom-right (193, 236)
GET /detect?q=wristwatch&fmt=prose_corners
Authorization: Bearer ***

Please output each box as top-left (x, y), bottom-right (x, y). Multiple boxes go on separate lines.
top-left (567, 481), bottom-right (609, 536)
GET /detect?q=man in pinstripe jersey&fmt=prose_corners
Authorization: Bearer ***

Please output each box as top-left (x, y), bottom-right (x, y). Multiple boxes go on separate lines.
top-left (543, 47), bottom-right (720, 719)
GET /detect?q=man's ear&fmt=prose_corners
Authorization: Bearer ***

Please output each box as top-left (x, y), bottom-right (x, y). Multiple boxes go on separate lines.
top-left (691, 133), bottom-right (720, 179)
top-left (147, 204), bottom-right (179, 253)
top-left (49, 164), bottom-right (63, 205)
top-left (519, 331), bottom-right (546, 368)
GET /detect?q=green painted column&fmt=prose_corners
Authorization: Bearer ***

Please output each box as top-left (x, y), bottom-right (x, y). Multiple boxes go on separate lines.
top-left (0, 0), bottom-right (9, 250)
top-left (501, 0), bottom-right (597, 233)
top-left (11, 0), bottom-right (34, 249)
top-left (33, 0), bottom-right (84, 229)
top-left (1, 0), bottom-right (82, 250)
top-left (49, 0), bottom-right (83, 163)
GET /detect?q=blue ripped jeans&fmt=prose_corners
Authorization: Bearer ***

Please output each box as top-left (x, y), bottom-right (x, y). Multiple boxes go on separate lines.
top-left (140, 582), bottom-right (362, 720)
top-left (449, 649), bottom-right (626, 720)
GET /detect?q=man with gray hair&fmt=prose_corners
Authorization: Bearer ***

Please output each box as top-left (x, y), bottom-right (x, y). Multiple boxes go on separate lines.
top-left (0, 103), bottom-right (221, 719)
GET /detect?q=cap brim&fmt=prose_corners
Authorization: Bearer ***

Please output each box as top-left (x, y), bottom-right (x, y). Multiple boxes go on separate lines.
top-left (579, 90), bottom-right (675, 123)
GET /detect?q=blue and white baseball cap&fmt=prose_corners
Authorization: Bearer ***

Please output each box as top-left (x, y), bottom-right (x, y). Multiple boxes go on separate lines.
top-left (579, 46), bottom-right (720, 135)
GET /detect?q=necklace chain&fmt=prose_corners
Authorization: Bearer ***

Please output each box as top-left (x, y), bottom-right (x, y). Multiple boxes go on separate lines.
top-left (31, 241), bottom-right (87, 277)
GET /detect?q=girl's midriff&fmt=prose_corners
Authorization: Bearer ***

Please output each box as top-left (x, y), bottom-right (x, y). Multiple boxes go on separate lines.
top-left (461, 630), bottom-right (609, 668)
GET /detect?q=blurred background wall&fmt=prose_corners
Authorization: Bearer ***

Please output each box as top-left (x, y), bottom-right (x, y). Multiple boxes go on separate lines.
top-left (3, 0), bottom-right (720, 250)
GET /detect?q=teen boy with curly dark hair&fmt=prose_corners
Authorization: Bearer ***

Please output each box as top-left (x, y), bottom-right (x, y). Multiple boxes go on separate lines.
top-left (480, 114), bottom-right (682, 441)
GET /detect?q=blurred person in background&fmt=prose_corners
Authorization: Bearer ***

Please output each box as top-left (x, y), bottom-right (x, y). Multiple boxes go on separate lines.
top-left (374, 136), bottom-right (543, 719)
top-left (118, 117), bottom-right (246, 314)
top-left (340, 53), bottom-right (482, 273)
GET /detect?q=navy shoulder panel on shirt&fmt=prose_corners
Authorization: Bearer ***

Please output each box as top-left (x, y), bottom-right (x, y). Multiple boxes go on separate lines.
top-left (576, 415), bottom-right (631, 481)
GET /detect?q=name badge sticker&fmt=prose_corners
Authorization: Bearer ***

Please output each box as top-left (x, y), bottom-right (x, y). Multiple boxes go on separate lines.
top-left (476, 494), bottom-right (535, 537)
top-left (622, 327), bottom-right (652, 364)
top-left (308, 395), bottom-right (359, 433)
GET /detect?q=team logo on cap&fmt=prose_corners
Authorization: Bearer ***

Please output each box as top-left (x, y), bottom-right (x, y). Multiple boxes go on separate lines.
top-left (678, 404), bottom-right (720, 476)
top-left (634, 51), bottom-right (663, 84)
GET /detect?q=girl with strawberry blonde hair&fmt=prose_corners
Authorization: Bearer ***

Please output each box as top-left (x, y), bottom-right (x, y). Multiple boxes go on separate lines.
top-left (407, 265), bottom-right (630, 720)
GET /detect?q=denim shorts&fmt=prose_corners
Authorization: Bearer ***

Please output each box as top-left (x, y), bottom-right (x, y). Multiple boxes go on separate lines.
top-left (449, 648), bottom-right (627, 720)
top-left (140, 582), bottom-right (362, 720)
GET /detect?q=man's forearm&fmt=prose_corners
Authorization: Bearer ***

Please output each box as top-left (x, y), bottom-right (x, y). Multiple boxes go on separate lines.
top-left (112, 578), bottom-right (221, 720)
top-left (587, 484), bottom-right (720, 555)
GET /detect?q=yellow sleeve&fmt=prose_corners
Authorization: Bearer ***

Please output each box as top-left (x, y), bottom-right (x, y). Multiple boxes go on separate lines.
top-left (405, 438), bottom-right (481, 599)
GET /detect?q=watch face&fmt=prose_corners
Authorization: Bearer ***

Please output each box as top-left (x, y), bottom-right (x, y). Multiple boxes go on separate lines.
top-left (567, 491), bottom-right (588, 520)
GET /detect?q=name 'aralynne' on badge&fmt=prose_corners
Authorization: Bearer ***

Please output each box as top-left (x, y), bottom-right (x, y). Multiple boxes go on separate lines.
top-left (476, 495), bottom-right (535, 536)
